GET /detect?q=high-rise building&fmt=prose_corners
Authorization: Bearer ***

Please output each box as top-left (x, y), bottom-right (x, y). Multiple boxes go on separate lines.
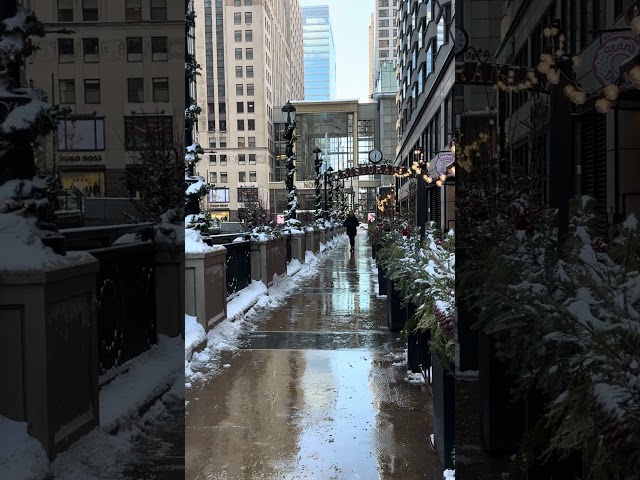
top-left (370, 0), bottom-right (398, 95)
top-left (301, 5), bottom-right (336, 101)
top-left (24, 0), bottom-right (186, 203)
top-left (395, 0), bottom-right (455, 230)
top-left (194, 0), bottom-right (304, 221)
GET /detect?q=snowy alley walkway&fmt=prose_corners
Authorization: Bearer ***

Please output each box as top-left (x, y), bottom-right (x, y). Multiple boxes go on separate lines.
top-left (186, 234), bottom-right (442, 479)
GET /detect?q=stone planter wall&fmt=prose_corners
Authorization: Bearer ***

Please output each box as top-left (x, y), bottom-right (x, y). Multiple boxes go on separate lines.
top-left (290, 232), bottom-right (305, 263)
top-left (312, 232), bottom-right (320, 253)
top-left (0, 255), bottom-right (100, 459)
top-left (155, 244), bottom-right (185, 337)
top-left (251, 238), bottom-right (287, 287)
top-left (185, 247), bottom-right (227, 331)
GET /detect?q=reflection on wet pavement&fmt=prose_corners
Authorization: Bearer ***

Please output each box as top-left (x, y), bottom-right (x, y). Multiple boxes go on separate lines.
top-left (186, 235), bottom-right (441, 479)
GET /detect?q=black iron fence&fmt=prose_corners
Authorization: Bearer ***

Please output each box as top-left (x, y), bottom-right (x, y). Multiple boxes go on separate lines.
top-left (89, 243), bottom-right (157, 377)
top-left (223, 240), bottom-right (251, 297)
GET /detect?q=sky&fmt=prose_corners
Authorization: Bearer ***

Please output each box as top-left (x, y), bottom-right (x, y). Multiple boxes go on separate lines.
top-left (298, 0), bottom-right (374, 103)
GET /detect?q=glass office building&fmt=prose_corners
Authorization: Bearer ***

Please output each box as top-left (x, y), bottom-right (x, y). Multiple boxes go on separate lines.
top-left (302, 6), bottom-right (336, 100)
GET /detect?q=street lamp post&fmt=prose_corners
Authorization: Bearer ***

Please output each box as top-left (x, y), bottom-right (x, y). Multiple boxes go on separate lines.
top-left (281, 100), bottom-right (297, 221)
top-left (314, 146), bottom-right (322, 222)
top-left (323, 166), bottom-right (333, 220)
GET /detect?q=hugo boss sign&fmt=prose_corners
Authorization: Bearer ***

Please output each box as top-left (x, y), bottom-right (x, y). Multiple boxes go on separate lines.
top-left (59, 154), bottom-right (103, 162)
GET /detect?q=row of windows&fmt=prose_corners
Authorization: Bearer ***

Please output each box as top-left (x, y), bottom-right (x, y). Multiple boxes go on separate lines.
top-left (58, 77), bottom-right (170, 104)
top-left (234, 30), bottom-right (254, 42)
top-left (235, 66), bottom-right (254, 78)
top-left (208, 137), bottom-right (256, 148)
top-left (234, 48), bottom-right (254, 60)
top-left (233, 12), bottom-right (252, 24)
top-left (209, 173), bottom-right (258, 185)
top-left (231, 0), bottom-right (253, 5)
top-left (57, 36), bottom-right (169, 63)
top-left (209, 154), bottom-right (257, 165)
top-left (57, 0), bottom-right (167, 22)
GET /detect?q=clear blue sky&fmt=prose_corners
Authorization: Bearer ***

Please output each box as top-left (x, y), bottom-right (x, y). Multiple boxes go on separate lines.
top-left (298, 0), bottom-right (374, 103)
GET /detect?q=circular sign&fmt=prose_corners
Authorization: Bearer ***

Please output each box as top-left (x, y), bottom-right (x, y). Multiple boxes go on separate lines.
top-left (435, 152), bottom-right (455, 176)
top-left (593, 34), bottom-right (640, 91)
top-left (455, 26), bottom-right (469, 57)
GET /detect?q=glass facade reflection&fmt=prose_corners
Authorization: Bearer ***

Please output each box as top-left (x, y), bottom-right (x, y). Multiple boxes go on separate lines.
top-left (302, 6), bottom-right (336, 100)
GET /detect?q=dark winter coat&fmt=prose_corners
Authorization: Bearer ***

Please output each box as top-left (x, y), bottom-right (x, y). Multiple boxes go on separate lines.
top-left (343, 216), bottom-right (359, 237)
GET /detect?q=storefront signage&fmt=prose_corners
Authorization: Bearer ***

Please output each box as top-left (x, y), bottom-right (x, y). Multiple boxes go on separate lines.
top-left (435, 153), bottom-right (455, 176)
top-left (335, 164), bottom-right (406, 179)
top-left (210, 203), bottom-right (229, 208)
top-left (59, 154), bottom-right (103, 162)
top-left (456, 62), bottom-right (533, 86)
top-left (593, 34), bottom-right (640, 90)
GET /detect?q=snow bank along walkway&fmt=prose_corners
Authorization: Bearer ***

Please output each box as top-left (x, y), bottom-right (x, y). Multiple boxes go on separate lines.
top-left (186, 234), bottom-right (442, 479)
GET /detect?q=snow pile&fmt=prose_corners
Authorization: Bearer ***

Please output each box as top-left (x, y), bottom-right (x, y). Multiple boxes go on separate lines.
top-left (443, 469), bottom-right (455, 479)
top-left (404, 371), bottom-right (425, 385)
top-left (227, 280), bottom-right (267, 320)
top-left (154, 209), bottom-right (184, 245)
top-left (185, 314), bottom-right (206, 362)
top-left (287, 259), bottom-right (302, 276)
top-left (184, 227), bottom-right (224, 254)
top-left (305, 250), bottom-right (317, 263)
top-left (249, 225), bottom-right (283, 243)
top-left (0, 416), bottom-right (49, 480)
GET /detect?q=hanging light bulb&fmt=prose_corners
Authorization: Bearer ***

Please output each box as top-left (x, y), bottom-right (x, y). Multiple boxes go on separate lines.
top-left (631, 16), bottom-right (640, 34)
top-left (450, 166), bottom-right (455, 176)
top-left (571, 56), bottom-right (582, 67)
top-left (628, 65), bottom-right (640, 83)
top-left (439, 174), bottom-right (447, 182)
top-left (571, 90), bottom-right (587, 105)
top-left (422, 174), bottom-right (429, 182)
top-left (564, 84), bottom-right (576, 96)
top-left (603, 84), bottom-right (620, 101)
top-left (497, 80), bottom-right (506, 90)
top-left (538, 62), bottom-right (551, 74)
top-left (546, 69), bottom-right (560, 84)
top-left (543, 27), bottom-right (552, 37)
top-left (540, 53), bottom-right (553, 64)
top-left (436, 180), bottom-right (443, 187)
top-left (426, 162), bottom-right (431, 168)
top-left (595, 97), bottom-right (612, 114)
top-left (550, 27), bottom-right (559, 36)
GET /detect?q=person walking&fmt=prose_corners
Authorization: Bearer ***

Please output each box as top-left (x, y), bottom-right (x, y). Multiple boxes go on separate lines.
top-left (343, 211), bottom-right (360, 253)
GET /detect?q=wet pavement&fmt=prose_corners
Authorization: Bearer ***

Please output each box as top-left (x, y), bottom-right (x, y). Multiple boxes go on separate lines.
top-left (186, 234), bottom-right (442, 479)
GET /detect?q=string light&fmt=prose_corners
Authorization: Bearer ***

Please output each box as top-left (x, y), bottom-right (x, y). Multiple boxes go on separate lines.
top-left (595, 97), bottom-right (612, 114)
top-left (603, 84), bottom-right (620, 101)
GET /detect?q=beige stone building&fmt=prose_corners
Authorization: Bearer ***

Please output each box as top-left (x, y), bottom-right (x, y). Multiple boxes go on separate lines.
top-left (369, 0), bottom-right (399, 96)
top-left (193, 0), bottom-right (304, 221)
top-left (24, 0), bottom-right (185, 199)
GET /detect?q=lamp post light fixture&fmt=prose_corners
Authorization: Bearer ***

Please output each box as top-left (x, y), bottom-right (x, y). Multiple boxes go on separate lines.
top-left (313, 146), bottom-right (323, 222)
top-left (281, 100), bottom-right (297, 221)
top-left (324, 165), bottom-right (333, 219)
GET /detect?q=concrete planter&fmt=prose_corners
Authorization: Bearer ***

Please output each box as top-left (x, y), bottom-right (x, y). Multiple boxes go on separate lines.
top-left (185, 247), bottom-right (227, 331)
top-left (155, 244), bottom-right (185, 337)
top-left (250, 237), bottom-right (287, 287)
top-left (0, 255), bottom-right (100, 459)
top-left (290, 232), bottom-right (305, 263)
top-left (319, 229), bottom-right (326, 247)
top-left (304, 230), bottom-right (314, 253)
top-left (312, 232), bottom-right (320, 253)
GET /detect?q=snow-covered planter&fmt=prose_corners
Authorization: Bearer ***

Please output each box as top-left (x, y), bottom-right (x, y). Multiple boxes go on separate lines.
top-left (249, 225), bottom-right (283, 243)
top-left (460, 195), bottom-right (640, 477)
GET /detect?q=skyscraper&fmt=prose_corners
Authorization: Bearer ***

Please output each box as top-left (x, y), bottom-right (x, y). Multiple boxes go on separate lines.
top-left (301, 5), bottom-right (336, 100)
top-left (194, 0), bottom-right (304, 221)
top-left (369, 0), bottom-right (398, 95)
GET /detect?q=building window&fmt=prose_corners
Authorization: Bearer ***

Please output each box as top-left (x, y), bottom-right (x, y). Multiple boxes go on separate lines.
top-left (379, 40), bottom-right (389, 48)
top-left (236, 84), bottom-right (244, 95)
top-left (245, 30), bottom-right (253, 41)
top-left (248, 119), bottom-right (255, 130)
top-left (234, 12), bottom-right (241, 24)
top-left (57, 117), bottom-right (105, 151)
top-left (58, 0), bottom-right (73, 21)
top-left (247, 84), bottom-right (254, 96)
top-left (238, 120), bottom-right (245, 130)
top-left (246, 66), bottom-right (253, 78)
top-left (124, 116), bottom-right (173, 150)
top-left (247, 101), bottom-right (255, 113)
top-left (380, 50), bottom-right (389, 58)
top-left (127, 37), bottom-right (143, 61)
top-left (210, 172), bottom-right (217, 183)
top-left (150, 0), bottom-right (167, 21)
top-left (234, 0), bottom-right (241, 5)
top-left (125, 0), bottom-right (141, 21)
top-left (58, 38), bottom-right (74, 63)
top-left (208, 120), bottom-right (215, 130)
top-left (246, 48), bottom-right (253, 59)
top-left (152, 77), bottom-right (169, 102)
top-left (237, 102), bottom-right (244, 113)
top-left (239, 171), bottom-right (246, 182)
top-left (83, 38), bottom-right (99, 62)
top-left (84, 79), bottom-right (100, 103)
top-left (59, 79), bottom-right (76, 104)
top-left (379, 0), bottom-right (389, 6)
top-left (378, 9), bottom-right (388, 17)
top-left (238, 187), bottom-right (258, 202)
top-left (249, 171), bottom-right (257, 182)
top-left (443, 3), bottom-right (452, 43)
top-left (210, 186), bottom-right (230, 202)
top-left (127, 78), bottom-right (144, 102)
top-left (82, 0), bottom-right (98, 21)
top-left (220, 173), bottom-right (228, 183)
top-left (379, 29), bottom-right (389, 37)
top-left (244, 0), bottom-right (252, 5)
top-left (151, 37), bottom-right (168, 61)
top-left (235, 48), bottom-right (242, 59)
top-left (235, 30), bottom-right (242, 42)
top-left (220, 120), bottom-right (227, 131)
top-left (238, 153), bottom-right (246, 162)
top-left (220, 155), bottom-right (228, 165)
top-left (249, 152), bottom-right (256, 162)
top-left (379, 19), bottom-right (389, 27)
top-left (245, 12), bottom-right (252, 24)
top-left (235, 66), bottom-right (243, 78)
top-left (209, 154), bottom-right (217, 164)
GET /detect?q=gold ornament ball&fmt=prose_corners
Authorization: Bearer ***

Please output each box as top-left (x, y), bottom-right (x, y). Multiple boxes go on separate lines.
top-left (629, 65), bottom-right (640, 83)
top-left (595, 97), bottom-right (612, 114)
top-left (571, 56), bottom-right (582, 67)
top-left (603, 84), bottom-right (620, 101)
